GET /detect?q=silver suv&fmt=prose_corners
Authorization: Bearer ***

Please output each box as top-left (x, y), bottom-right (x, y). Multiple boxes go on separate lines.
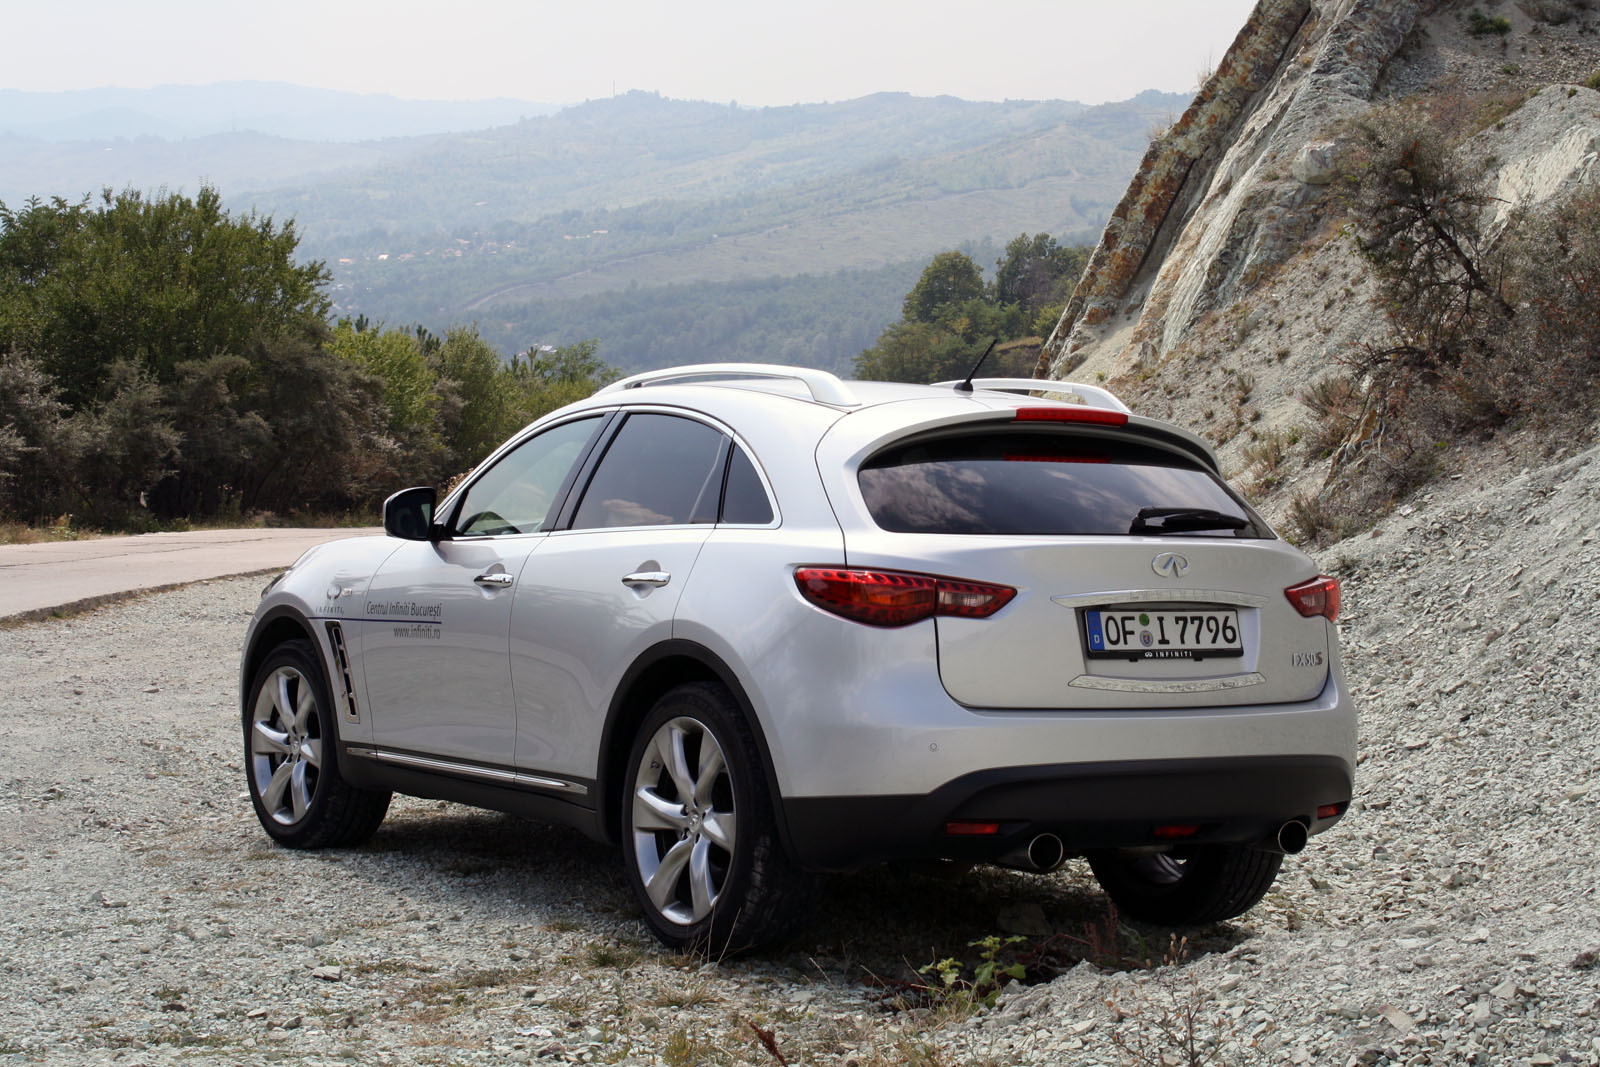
top-left (241, 364), bottom-right (1355, 949)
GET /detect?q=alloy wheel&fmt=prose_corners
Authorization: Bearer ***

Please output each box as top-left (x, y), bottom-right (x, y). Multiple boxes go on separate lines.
top-left (629, 716), bottom-right (736, 926)
top-left (249, 666), bottom-right (323, 826)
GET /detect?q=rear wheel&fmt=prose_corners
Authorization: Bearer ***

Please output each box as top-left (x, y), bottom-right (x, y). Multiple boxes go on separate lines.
top-left (244, 640), bottom-right (390, 849)
top-left (1087, 845), bottom-right (1282, 925)
top-left (622, 682), bottom-right (812, 952)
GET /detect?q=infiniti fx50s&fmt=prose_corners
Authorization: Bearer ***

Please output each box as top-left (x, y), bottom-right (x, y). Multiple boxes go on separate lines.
top-left (242, 364), bottom-right (1354, 949)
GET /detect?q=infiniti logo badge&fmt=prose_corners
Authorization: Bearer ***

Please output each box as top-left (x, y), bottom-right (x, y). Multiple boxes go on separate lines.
top-left (1152, 552), bottom-right (1189, 578)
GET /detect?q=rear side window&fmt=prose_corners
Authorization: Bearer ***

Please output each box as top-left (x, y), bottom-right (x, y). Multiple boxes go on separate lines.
top-left (572, 413), bottom-right (726, 529)
top-left (721, 446), bottom-right (774, 525)
top-left (858, 431), bottom-right (1265, 537)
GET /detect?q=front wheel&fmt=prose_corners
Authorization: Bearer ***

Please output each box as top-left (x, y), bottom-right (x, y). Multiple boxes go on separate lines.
top-left (244, 639), bottom-right (390, 849)
top-left (1087, 845), bottom-right (1282, 926)
top-left (621, 682), bottom-right (812, 952)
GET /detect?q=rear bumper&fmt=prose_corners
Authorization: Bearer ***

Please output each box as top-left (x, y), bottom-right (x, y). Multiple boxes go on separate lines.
top-left (782, 754), bottom-right (1352, 871)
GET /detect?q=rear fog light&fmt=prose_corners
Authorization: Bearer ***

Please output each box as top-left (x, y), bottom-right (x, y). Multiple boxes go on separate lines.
top-left (1153, 824), bottom-right (1200, 839)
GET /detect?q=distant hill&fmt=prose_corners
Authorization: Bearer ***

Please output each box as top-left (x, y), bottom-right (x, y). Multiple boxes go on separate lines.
top-left (0, 82), bottom-right (555, 142)
top-left (262, 90), bottom-right (1184, 367)
top-left (0, 85), bottom-right (1184, 373)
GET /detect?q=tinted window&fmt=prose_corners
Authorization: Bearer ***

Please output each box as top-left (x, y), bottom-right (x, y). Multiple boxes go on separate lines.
top-left (572, 414), bottom-right (726, 529)
top-left (721, 446), bottom-right (774, 525)
top-left (858, 431), bottom-right (1263, 537)
top-left (454, 417), bottom-right (600, 536)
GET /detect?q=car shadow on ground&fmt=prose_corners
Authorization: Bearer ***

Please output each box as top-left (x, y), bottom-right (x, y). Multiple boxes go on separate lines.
top-left (323, 801), bottom-right (1250, 993)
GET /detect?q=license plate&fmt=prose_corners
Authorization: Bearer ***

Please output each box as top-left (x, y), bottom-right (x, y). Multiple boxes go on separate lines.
top-left (1084, 608), bottom-right (1243, 660)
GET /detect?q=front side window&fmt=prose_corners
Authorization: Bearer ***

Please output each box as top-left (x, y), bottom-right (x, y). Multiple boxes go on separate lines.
top-left (571, 413), bottom-right (727, 530)
top-left (859, 430), bottom-right (1266, 537)
top-left (453, 417), bottom-right (601, 536)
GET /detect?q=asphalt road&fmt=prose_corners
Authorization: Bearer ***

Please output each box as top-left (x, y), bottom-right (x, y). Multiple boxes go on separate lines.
top-left (0, 527), bottom-right (382, 620)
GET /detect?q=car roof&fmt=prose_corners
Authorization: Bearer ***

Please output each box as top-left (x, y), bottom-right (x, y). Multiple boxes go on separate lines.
top-left (581, 364), bottom-right (1220, 473)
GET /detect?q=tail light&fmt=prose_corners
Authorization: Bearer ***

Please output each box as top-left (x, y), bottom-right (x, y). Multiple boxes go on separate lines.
top-left (1014, 406), bottom-right (1128, 427)
top-left (794, 567), bottom-right (1016, 627)
top-left (1285, 575), bottom-right (1341, 620)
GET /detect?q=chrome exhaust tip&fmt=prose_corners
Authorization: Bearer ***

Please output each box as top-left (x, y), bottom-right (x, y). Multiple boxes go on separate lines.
top-left (1277, 820), bottom-right (1309, 855)
top-left (997, 832), bottom-right (1067, 872)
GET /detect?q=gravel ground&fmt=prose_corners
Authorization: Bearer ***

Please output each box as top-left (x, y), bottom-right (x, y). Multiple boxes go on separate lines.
top-left (3, 439), bottom-right (1598, 1066)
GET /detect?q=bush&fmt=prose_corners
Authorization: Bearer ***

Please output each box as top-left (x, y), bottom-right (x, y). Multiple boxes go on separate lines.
top-left (1467, 11), bottom-right (1513, 34)
top-left (1297, 103), bottom-right (1600, 544)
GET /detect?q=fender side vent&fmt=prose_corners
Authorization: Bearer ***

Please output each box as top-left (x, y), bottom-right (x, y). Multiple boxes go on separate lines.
top-left (324, 622), bottom-right (360, 724)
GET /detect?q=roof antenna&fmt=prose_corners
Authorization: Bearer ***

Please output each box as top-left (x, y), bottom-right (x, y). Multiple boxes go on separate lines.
top-left (954, 337), bottom-right (998, 393)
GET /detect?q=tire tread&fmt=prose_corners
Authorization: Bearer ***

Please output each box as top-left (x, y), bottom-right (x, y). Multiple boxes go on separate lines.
top-left (625, 681), bottom-right (818, 953)
top-left (246, 639), bottom-right (391, 850)
top-left (1088, 844), bottom-right (1282, 926)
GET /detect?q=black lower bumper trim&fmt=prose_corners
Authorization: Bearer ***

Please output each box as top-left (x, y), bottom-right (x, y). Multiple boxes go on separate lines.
top-left (783, 755), bottom-right (1352, 871)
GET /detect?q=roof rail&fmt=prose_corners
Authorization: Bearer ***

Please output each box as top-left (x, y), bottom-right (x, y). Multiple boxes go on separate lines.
top-left (597, 363), bottom-right (859, 407)
top-left (932, 377), bottom-right (1131, 414)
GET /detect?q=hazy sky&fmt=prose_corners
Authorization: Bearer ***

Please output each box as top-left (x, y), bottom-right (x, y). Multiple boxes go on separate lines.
top-left (5, 0), bottom-right (1257, 106)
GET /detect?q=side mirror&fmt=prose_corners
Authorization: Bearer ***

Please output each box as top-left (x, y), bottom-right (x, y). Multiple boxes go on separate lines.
top-left (383, 486), bottom-right (438, 541)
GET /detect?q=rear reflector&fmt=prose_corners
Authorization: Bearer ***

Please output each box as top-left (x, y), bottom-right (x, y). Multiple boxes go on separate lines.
top-left (1284, 575), bottom-right (1341, 621)
top-left (1015, 405), bottom-right (1129, 426)
top-left (1152, 824), bottom-right (1200, 839)
top-left (945, 821), bottom-right (1001, 836)
top-left (1316, 803), bottom-right (1345, 820)
top-left (794, 568), bottom-right (1016, 627)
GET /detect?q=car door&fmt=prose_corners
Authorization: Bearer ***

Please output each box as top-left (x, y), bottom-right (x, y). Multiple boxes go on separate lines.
top-left (360, 415), bottom-right (605, 766)
top-left (508, 410), bottom-right (727, 777)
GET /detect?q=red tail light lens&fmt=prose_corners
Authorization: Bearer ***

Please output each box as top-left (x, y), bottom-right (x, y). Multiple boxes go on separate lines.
top-left (1014, 405), bottom-right (1128, 427)
top-left (1285, 575), bottom-right (1341, 620)
top-left (794, 568), bottom-right (1016, 627)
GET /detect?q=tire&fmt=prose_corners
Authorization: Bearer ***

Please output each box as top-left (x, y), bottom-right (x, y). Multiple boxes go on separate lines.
top-left (244, 639), bottom-right (390, 849)
top-left (621, 682), bottom-right (813, 952)
top-left (1087, 845), bottom-right (1282, 926)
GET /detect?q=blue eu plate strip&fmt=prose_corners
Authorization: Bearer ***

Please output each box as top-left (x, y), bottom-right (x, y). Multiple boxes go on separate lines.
top-left (1086, 611), bottom-right (1105, 652)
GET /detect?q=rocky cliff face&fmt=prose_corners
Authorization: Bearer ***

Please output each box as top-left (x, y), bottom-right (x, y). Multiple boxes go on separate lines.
top-left (1040, 0), bottom-right (1600, 509)
top-left (1039, 0), bottom-right (1420, 376)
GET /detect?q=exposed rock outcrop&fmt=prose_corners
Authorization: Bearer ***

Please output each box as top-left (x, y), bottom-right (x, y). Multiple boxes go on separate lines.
top-left (1040, 0), bottom-right (1423, 378)
top-left (1038, 0), bottom-right (1600, 528)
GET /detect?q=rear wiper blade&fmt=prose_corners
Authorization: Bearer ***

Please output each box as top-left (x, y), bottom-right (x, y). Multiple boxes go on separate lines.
top-left (1130, 507), bottom-right (1251, 535)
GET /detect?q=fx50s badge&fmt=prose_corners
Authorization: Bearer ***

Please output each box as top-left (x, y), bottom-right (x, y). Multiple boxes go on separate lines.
top-left (1291, 650), bottom-right (1325, 668)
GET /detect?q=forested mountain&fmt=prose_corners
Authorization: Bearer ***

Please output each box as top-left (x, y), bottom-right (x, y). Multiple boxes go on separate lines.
top-left (267, 90), bottom-right (1181, 365)
top-left (1, 87), bottom-right (1184, 375)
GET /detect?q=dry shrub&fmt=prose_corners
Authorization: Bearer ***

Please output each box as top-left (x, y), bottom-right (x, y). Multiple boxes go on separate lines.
top-left (1300, 375), bottom-right (1363, 455)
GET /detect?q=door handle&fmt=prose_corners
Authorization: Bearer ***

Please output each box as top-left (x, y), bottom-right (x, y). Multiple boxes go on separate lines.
top-left (474, 572), bottom-right (514, 587)
top-left (621, 571), bottom-right (671, 587)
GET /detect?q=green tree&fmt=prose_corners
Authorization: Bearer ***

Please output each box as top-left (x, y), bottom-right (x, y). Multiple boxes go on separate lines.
top-left (993, 233), bottom-right (1087, 315)
top-left (327, 320), bottom-right (438, 437)
top-left (431, 325), bottom-right (517, 466)
top-left (902, 251), bottom-right (985, 324)
top-left (0, 188), bottom-right (330, 405)
top-left (0, 352), bottom-right (79, 522)
top-left (507, 339), bottom-right (616, 424)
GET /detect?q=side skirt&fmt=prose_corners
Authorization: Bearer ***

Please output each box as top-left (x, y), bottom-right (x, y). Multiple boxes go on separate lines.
top-left (339, 745), bottom-right (606, 841)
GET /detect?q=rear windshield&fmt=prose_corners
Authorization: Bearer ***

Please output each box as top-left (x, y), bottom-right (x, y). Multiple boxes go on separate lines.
top-left (858, 431), bottom-right (1267, 537)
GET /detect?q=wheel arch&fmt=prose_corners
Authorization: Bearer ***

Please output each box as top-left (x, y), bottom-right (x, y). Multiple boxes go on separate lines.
top-left (597, 640), bottom-right (793, 854)
top-left (243, 609), bottom-right (321, 705)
